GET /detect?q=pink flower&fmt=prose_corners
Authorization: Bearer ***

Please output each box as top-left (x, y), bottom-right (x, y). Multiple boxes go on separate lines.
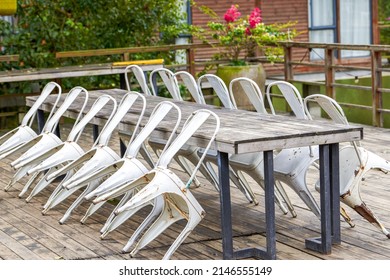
top-left (387, 17), bottom-right (390, 21)
top-left (245, 27), bottom-right (251, 35)
top-left (224, 5), bottom-right (241, 23)
top-left (249, 7), bottom-right (262, 28)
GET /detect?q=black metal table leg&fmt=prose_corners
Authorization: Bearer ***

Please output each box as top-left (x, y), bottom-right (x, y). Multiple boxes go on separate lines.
top-left (93, 124), bottom-right (99, 141)
top-left (263, 150), bottom-right (276, 259)
top-left (330, 143), bottom-right (341, 244)
top-left (218, 150), bottom-right (276, 260)
top-left (37, 109), bottom-right (45, 133)
top-left (305, 143), bottom-right (341, 253)
top-left (218, 151), bottom-right (234, 260)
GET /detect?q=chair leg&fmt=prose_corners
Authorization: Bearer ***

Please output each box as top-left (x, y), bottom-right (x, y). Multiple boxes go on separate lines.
top-left (99, 187), bottom-right (144, 235)
top-left (162, 213), bottom-right (202, 260)
top-left (341, 184), bottom-right (390, 238)
top-left (122, 196), bottom-right (164, 252)
top-left (81, 201), bottom-right (105, 224)
top-left (275, 180), bottom-right (297, 217)
top-left (130, 199), bottom-right (183, 257)
top-left (175, 155), bottom-right (201, 188)
top-left (59, 180), bottom-right (101, 224)
top-left (18, 171), bottom-right (41, 198)
top-left (340, 206), bottom-right (355, 227)
top-left (42, 169), bottom-right (75, 210)
top-left (5, 162), bottom-right (35, 191)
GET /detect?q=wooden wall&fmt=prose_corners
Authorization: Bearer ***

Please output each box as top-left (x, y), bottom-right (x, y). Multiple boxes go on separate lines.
top-left (190, 0), bottom-right (309, 76)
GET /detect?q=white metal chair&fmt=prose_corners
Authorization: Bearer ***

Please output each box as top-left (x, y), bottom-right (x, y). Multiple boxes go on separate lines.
top-left (19, 94), bottom-right (117, 201)
top-left (304, 94), bottom-right (390, 238)
top-left (174, 70), bottom-right (206, 104)
top-left (77, 101), bottom-right (181, 238)
top-left (149, 67), bottom-right (182, 100)
top-left (197, 74), bottom-right (291, 211)
top-left (0, 82), bottom-right (62, 160)
top-left (41, 91), bottom-right (146, 224)
top-left (227, 77), bottom-right (296, 216)
top-left (124, 65), bottom-right (153, 95)
top-left (4, 86), bottom-right (89, 192)
top-left (122, 65), bottom-right (156, 168)
top-left (264, 81), bottom-right (322, 218)
top-left (147, 68), bottom-right (215, 189)
top-left (93, 108), bottom-right (220, 259)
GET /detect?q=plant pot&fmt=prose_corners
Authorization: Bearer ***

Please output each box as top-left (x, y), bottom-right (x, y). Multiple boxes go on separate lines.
top-left (216, 63), bottom-right (266, 111)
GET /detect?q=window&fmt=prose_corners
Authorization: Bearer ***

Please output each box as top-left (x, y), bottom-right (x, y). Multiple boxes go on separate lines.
top-left (339, 0), bottom-right (371, 57)
top-left (309, 0), bottom-right (371, 59)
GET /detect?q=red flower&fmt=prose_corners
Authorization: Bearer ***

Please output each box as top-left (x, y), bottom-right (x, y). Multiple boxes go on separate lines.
top-left (249, 7), bottom-right (262, 28)
top-left (224, 5), bottom-right (241, 22)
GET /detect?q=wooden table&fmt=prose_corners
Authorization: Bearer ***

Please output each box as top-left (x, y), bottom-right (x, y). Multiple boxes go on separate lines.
top-left (26, 88), bottom-right (363, 260)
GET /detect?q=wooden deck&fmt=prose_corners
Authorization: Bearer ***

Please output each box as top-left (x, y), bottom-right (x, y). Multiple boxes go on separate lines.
top-left (0, 123), bottom-right (390, 260)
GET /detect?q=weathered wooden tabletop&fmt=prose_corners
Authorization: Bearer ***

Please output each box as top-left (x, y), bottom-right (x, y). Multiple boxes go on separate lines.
top-left (26, 88), bottom-right (363, 154)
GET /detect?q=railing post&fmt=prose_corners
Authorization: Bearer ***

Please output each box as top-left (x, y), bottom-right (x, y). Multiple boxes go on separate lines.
top-left (324, 48), bottom-right (335, 99)
top-left (188, 47), bottom-right (196, 77)
top-left (283, 45), bottom-right (293, 81)
top-left (372, 50), bottom-right (382, 127)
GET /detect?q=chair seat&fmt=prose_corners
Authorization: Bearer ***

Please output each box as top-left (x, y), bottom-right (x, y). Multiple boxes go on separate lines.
top-left (229, 152), bottom-right (264, 170)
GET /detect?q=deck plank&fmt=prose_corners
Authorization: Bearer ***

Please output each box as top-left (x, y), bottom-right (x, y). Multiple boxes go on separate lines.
top-left (1, 124), bottom-right (390, 260)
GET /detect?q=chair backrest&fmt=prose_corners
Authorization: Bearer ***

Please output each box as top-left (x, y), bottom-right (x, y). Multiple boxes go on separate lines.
top-left (21, 82), bottom-right (62, 128)
top-left (304, 94), bottom-right (349, 125)
top-left (229, 77), bottom-right (267, 114)
top-left (43, 86), bottom-right (89, 134)
top-left (124, 65), bottom-right (152, 95)
top-left (304, 94), bottom-right (363, 163)
top-left (96, 91), bottom-right (146, 146)
top-left (266, 81), bottom-right (306, 119)
top-left (67, 94), bottom-right (117, 143)
top-left (174, 71), bottom-right (206, 105)
top-left (149, 68), bottom-right (182, 100)
top-left (157, 109), bottom-right (220, 188)
top-left (198, 74), bottom-right (235, 109)
top-left (125, 101), bottom-right (181, 159)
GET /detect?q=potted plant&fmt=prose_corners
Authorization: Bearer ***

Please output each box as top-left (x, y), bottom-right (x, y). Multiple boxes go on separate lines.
top-left (192, 4), bottom-right (297, 109)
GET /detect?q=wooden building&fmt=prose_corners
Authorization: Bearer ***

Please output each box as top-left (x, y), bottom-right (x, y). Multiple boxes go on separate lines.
top-left (190, 0), bottom-right (380, 74)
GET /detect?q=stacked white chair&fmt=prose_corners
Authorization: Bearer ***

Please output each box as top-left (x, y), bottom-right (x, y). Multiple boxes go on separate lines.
top-left (4, 86), bottom-right (89, 192)
top-left (79, 101), bottom-right (181, 239)
top-left (92, 108), bottom-right (220, 259)
top-left (147, 68), bottom-right (216, 189)
top-left (197, 74), bottom-right (292, 212)
top-left (122, 65), bottom-right (155, 168)
top-left (264, 81), bottom-right (322, 219)
top-left (20, 94), bottom-right (117, 201)
top-left (0, 82), bottom-right (62, 160)
top-left (227, 77), bottom-right (296, 216)
top-left (304, 94), bottom-right (390, 238)
top-left (41, 91), bottom-right (146, 224)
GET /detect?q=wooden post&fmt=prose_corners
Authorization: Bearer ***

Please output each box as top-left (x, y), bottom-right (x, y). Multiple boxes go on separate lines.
top-left (324, 48), bottom-right (335, 99)
top-left (283, 45), bottom-right (293, 82)
top-left (372, 50), bottom-right (382, 127)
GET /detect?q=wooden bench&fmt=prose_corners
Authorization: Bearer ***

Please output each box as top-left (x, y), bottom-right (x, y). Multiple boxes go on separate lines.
top-left (0, 59), bottom-right (164, 83)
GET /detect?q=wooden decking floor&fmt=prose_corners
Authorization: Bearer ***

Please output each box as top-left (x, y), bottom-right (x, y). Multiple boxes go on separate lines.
top-left (1, 123), bottom-right (390, 260)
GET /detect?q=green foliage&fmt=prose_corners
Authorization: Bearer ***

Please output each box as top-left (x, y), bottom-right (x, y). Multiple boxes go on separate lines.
top-left (0, 0), bottom-right (190, 92)
top-left (191, 4), bottom-right (297, 66)
top-left (379, 0), bottom-right (390, 46)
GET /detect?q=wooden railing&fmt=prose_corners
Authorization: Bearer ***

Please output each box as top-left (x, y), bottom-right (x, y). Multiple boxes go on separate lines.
top-left (281, 42), bottom-right (390, 127)
top-left (1, 42), bottom-right (390, 127)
